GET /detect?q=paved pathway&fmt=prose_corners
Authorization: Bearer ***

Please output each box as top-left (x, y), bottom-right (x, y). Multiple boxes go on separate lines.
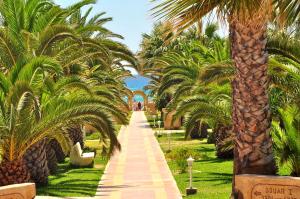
top-left (96, 111), bottom-right (182, 199)
top-left (36, 111), bottom-right (182, 199)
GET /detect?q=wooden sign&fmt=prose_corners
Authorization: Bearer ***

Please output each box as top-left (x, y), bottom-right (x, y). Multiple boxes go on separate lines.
top-left (236, 175), bottom-right (300, 199)
top-left (0, 183), bottom-right (35, 199)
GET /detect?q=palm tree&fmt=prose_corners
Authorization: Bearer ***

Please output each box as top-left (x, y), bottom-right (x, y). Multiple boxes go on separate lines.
top-left (0, 0), bottom-right (134, 186)
top-left (0, 0), bottom-right (82, 185)
top-left (0, 68), bottom-right (123, 185)
top-left (61, 7), bottom-right (135, 146)
top-left (67, 125), bottom-right (85, 149)
top-left (175, 85), bottom-right (234, 158)
top-left (152, 0), bottom-right (278, 180)
top-left (143, 32), bottom-right (235, 157)
top-left (201, 31), bottom-right (300, 113)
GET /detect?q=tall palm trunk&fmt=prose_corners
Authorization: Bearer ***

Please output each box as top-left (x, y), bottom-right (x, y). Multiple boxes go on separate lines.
top-left (231, 17), bottom-right (276, 175)
top-left (230, 13), bottom-right (277, 198)
top-left (229, 16), bottom-right (276, 198)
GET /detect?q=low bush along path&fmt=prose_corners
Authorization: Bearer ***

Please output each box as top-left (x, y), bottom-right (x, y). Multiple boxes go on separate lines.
top-left (97, 111), bottom-right (182, 199)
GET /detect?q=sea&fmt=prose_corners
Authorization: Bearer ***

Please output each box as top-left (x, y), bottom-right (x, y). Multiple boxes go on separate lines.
top-left (125, 75), bottom-right (150, 102)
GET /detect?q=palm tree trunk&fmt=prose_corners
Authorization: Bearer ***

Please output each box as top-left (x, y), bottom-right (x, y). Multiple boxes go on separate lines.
top-left (229, 22), bottom-right (238, 199)
top-left (231, 18), bottom-right (276, 174)
top-left (215, 125), bottom-right (233, 159)
top-left (190, 121), bottom-right (201, 139)
top-left (190, 121), bottom-right (208, 139)
top-left (67, 125), bottom-right (84, 148)
top-left (24, 139), bottom-right (49, 186)
top-left (0, 159), bottom-right (30, 186)
top-left (46, 140), bottom-right (58, 174)
top-left (50, 139), bottom-right (65, 163)
top-left (229, 15), bottom-right (277, 198)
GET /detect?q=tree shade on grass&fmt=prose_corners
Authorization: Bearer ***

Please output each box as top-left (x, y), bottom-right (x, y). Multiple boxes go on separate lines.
top-left (37, 140), bottom-right (107, 197)
top-left (37, 159), bottom-right (106, 197)
top-left (157, 132), bottom-right (232, 198)
top-left (156, 132), bottom-right (291, 199)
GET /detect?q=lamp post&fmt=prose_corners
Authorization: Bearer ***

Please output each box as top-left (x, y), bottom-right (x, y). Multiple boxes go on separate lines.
top-left (186, 156), bottom-right (197, 195)
top-left (158, 120), bottom-right (161, 130)
top-left (157, 120), bottom-right (162, 137)
top-left (153, 115), bottom-right (156, 127)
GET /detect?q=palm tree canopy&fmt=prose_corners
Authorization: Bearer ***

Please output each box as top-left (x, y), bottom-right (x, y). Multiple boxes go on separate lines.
top-left (152, 0), bottom-right (272, 33)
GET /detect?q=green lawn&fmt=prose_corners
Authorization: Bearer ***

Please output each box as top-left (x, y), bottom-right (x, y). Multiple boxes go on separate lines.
top-left (157, 133), bottom-right (233, 199)
top-left (37, 140), bottom-right (108, 197)
top-left (37, 117), bottom-right (129, 197)
top-left (145, 111), bottom-right (232, 198)
top-left (153, 123), bottom-right (291, 199)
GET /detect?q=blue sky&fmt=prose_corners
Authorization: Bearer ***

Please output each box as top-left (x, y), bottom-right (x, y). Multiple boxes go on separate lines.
top-left (55, 1), bottom-right (228, 76)
top-left (56, 0), bottom-right (155, 53)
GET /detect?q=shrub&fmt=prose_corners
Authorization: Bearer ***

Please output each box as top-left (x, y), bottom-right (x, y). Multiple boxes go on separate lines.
top-left (175, 158), bottom-right (188, 173)
top-left (166, 147), bottom-right (202, 173)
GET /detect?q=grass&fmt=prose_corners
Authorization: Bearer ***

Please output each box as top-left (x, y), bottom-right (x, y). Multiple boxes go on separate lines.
top-left (37, 139), bottom-right (108, 197)
top-left (149, 113), bottom-right (292, 199)
top-left (157, 133), bottom-right (233, 199)
top-left (145, 111), bottom-right (232, 198)
top-left (37, 119), bottom-right (128, 197)
top-left (6, 114), bottom-right (132, 197)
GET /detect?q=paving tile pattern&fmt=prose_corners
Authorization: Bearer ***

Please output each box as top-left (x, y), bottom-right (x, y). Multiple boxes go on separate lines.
top-left (97, 111), bottom-right (182, 199)
top-left (36, 112), bottom-right (182, 199)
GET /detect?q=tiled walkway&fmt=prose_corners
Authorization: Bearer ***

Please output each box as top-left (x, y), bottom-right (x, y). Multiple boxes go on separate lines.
top-left (96, 111), bottom-right (182, 199)
top-left (36, 112), bottom-right (182, 199)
